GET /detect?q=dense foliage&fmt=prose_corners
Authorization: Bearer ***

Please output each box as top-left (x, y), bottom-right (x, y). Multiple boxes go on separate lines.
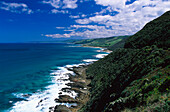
top-left (72, 36), bottom-right (129, 51)
top-left (79, 11), bottom-right (170, 112)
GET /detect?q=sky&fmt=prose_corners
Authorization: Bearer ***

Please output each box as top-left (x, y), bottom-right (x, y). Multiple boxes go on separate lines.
top-left (0, 0), bottom-right (170, 42)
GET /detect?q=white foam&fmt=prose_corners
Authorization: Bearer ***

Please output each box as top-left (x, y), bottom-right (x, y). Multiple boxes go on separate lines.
top-left (96, 50), bottom-right (102, 52)
top-left (9, 66), bottom-right (78, 112)
top-left (95, 54), bottom-right (108, 58)
top-left (82, 59), bottom-right (98, 63)
top-left (65, 63), bottom-right (86, 68)
top-left (9, 101), bottom-right (13, 103)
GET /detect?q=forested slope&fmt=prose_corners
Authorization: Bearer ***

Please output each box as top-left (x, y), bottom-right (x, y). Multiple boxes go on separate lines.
top-left (124, 11), bottom-right (170, 49)
top-left (79, 11), bottom-right (170, 112)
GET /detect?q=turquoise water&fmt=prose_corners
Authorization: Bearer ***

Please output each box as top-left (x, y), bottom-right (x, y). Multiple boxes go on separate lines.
top-left (0, 43), bottom-right (104, 112)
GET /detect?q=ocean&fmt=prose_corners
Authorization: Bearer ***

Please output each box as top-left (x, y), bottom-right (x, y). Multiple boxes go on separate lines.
top-left (0, 43), bottom-right (108, 112)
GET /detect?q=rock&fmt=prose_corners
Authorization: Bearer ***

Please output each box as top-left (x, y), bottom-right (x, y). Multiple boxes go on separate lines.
top-left (66, 82), bottom-right (85, 89)
top-left (39, 99), bottom-right (43, 104)
top-left (54, 105), bottom-right (72, 112)
top-left (55, 95), bottom-right (77, 103)
top-left (61, 88), bottom-right (72, 93)
top-left (61, 87), bottom-right (83, 95)
top-left (53, 64), bottom-right (90, 112)
top-left (49, 106), bottom-right (54, 112)
top-left (22, 94), bottom-right (31, 98)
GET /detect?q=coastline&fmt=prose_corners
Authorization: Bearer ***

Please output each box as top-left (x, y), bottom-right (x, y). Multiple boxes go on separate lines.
top-left (53, 65), bottom-right (90, 112)
top-left (67, 43), bottom-right (112, 53)
top-left (53, 45), bottom-right (111, 112)
top-left (80, 45), bottom-right (112, 53)
top-left (8, 44), bottom-right (111, 112)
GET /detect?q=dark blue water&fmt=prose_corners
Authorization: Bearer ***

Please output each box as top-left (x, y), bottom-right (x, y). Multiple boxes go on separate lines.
top-left (0, 43), bottom-right (102, 112)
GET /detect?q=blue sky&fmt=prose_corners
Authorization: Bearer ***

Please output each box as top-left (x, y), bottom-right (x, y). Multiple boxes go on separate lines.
top-left (0, 0), bottom-right (169, 42)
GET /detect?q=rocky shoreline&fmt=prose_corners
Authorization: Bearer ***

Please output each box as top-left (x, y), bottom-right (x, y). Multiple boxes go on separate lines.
top-left (49, 46), bottom-right (110, 112)
top-left (81, 45), bottom-right (112, 53)
top-left (53, 65), bottom-right (91, 112)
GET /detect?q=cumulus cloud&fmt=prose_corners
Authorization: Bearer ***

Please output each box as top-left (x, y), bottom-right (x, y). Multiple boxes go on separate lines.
top-left (75, 0), bottom-right (170, 36)
top-left (51, 9), bottom-right (68, 14)
top-left (69, 14), bottom-right (87, 19)
top-left (70, 25), bottom-right (105, 29)
top-left (63, 0), bottom-right (77, 9)
top-left (75, 18), bottom-right (91, 24)
top-left (56, 27), bottom-right (66, 29)
top-left (45, 0), bottom-right (170, 38)
top-left (44, 25), bottom-right (124, 38)
top-left (95, 0), bottom-right (127, 11)
top-left (0, 2), bottom-right (33, 14)
top-left (69, 15), bottom-right (80, 18)
top-left (42, 0), bottom-right (78, 9)
top-left (45, 34), bottom-right (71, 38)
top-left (45, 28), bottom-right (129, 38)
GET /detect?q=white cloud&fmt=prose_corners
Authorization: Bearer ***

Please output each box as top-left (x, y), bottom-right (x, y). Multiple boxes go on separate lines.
top-left (69, 15), bottom-right (80, 18)
top-left (89, 15), bottom-right (113, 22)
top-left (74, 0), bottom-right (170, 36)
top-left (63, 0), bottom-right (77, 9)
top-left (45, 0), bottom-right (170, 39)
top-left (70, 25), bottom-right (105, 29)
top-left (45, 27), bottom-right (129, 38)
top-left (51, 9), bottom-right (68, 14)
top-left (75, 18), bottom-right (91, 24)
top-left (56, 27), bottom-right (66, 29)
top-left (81, 14), bottom-right (87, 17)
top-left (45, 25), bottom-right (121, 38)
top-left (95, 0), bottom-right (127, 11)
top-left (69, 14), bottom-right (87, 19)
top-left (45, 34), bottom-right (67, 38)
top-left (0, 2), bottom-right (33, 14)
top-left (42, 0), bottom-right (78, 9)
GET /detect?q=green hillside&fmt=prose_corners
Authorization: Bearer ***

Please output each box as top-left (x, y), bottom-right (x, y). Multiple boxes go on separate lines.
top-left (124, 11), bottom-right (170, 49)
top-left (79, 11), bottom-right (170, 112)
top-left (72, 36), bottom-right (129, 50)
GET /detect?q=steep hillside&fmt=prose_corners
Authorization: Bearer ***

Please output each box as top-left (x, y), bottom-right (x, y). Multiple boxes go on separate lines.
top-left (124, 11), bottom-right (170, 49)
top-left (108, 37), bottom-right (128, 51)
top-left (79, 11), bottom-right (170, 112)
top-left (72, 36), bottom-right (129, 50)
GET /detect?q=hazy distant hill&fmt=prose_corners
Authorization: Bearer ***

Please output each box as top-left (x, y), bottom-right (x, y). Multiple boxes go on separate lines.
top-left (71, 36), bottom-right (129, 51)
